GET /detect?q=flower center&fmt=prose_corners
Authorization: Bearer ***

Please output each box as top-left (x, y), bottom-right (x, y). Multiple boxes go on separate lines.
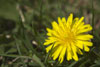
top-left (60, 31), bottom-right (76, 45)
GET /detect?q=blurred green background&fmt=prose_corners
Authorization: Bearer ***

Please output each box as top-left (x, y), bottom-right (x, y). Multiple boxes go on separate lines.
top-left (0, 0), bottom-right (100, 67)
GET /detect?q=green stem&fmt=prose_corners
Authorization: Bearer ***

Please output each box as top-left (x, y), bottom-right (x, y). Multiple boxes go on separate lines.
top-left (92, 0), bottom-right (94, 35)
top-left (15, 39), bottom-right (27, 66)
top-left (91, 0), bottom-right (94, 45)
top-left (0, 54), bottom-right (32, 59)
top-left (57, 0), bottom-right (63, 17)
top-left (40, 0), bottom-right (43, 22)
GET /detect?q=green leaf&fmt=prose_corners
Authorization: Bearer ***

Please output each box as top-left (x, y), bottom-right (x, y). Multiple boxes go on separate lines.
top-left (32, 54), bottom-right (45, 67)
top-left (6, 48), bottom-right (17, 54)
top-left (0, 0), bottom-right (19, 21)
top-left (90, 60), bottom-right (100, 67)
top-left (68, 57), bottom-right (86, 67)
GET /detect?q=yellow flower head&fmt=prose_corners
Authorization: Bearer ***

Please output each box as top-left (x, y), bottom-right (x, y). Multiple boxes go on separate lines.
top-left (44, 13), bottom-right (93, 63)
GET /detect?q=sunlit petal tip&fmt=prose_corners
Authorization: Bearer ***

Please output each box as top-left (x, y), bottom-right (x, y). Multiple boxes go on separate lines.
top-left (73, 56), bottom-right (79, 61)
top-left (80, 17), bottom-right (84, 21)
top-left (46, 28), bottom-right (50, 32)
top-left (62, 17), bottom-right (66, 21)
top-left (81, 16), bottom-right (84, 19)
top-left (90, 42), bottom-right (93, 46)
top-left (53, 57), bottom-right (56, 60)
top-left (84, 46), bottom-right (90, 52)
top-left (80, 53), bottom-right (83, 55)
top-left (43, 43), bottom-right (46, 45)
top-left (47, 33), bottom-right (51, 36)
top-left (85, 49), bottom-right (90, 52)
top-left (60, 60), bottom-right (63, 63)
top-left (75, 59), bottom-right (78, 61)
top-left (58, 17), bottom-right (62, 23)
top-left (68, 13), bottom-right (73, 20)
top-left (58, 17), bottom-right (61, 19)
top-left (67, 58), bottom-right (71, 61)
top-left (58, 17), bottom-right (61, 21)
top-left (70, 13), bottom-right (73, 17)
top-left (51, 21), bottom-right (56, 25)
top-left (91, 35), bottom-right (93, 39)
top-left (90, 26), bottom-right (93, 30)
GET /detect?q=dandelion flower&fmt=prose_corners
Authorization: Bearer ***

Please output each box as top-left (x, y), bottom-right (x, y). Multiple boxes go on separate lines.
top-left (44, 13), bottom-right (93, 63)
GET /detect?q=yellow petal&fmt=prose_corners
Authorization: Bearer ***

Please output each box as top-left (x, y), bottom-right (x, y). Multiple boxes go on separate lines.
top-left (77, 25), bottom-right (92, 34)
top-left (84, 45), bottom-right (90, 52)
top-left (83, 41), bottom-right (93, 46)
top-left (77, 22), bottom-right (84, 29)
top-left (71, 44), bottom-right (78, 61)
top-left (72, 52), bottom-right (78, 61)
top-left (52, 21), bottom-right (59, 32)
top-left (46, 44), bottom-right (53, 53)
top-left (75, 17), bottom-right (84, 27)
top-left (44, 37), bottom-right (57, 45)
top-left (46, 42), bottom-right (59, 53)
top-left (47, 32), bottom-right (52, 36)
top-left (77, 40), bottom-right (93, 47)
top-left (46, 28), bottom-right (53, 36)
top-left (75, 40), bottom-right (84, 49)
top-left (62, 17), bottom-right (66, 25)
top-left (77, 49), bottom-right (83, 55)
top-left (72, 17), bottom-right (79, 29)
top-left (46, 28), bottom-right (52, 33)
top-left (52, 46), bottom-right (63, 60)
top-left (58, 17), bottom-right (65, 32)
top-left (58, 17), bottom-right (62, 24)
top-left (51, 21), bottom-right (63, 36)
top-left (66, 13), bottom-right (73, 28)
top-left (59, 46), bottom-right (66, 63)
top-left (46, 28), bottom-right (59, 37)
top-left (67, 44), bottom-right (72, 61)
top-left (76, 34), bottom-right (93, 40)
